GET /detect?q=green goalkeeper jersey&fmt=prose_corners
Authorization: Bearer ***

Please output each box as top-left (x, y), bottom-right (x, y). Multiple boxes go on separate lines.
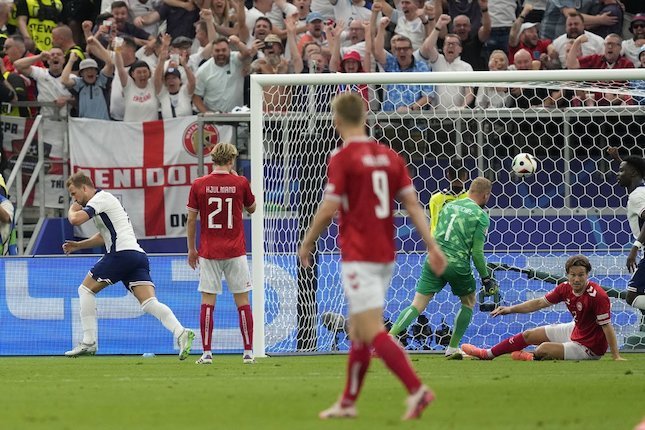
top-left (434, 197), bottom-right (490, 279)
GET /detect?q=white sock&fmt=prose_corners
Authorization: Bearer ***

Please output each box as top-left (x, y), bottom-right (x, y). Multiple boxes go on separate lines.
top-left (141, 297), bottom-right (183, 337)
top-left (78, 285), bottom-right (97, 345)
top-left (631, 295), bottom-right (645, 311)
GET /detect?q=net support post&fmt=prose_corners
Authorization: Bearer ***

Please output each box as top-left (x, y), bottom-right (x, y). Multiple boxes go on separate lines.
top-left (250, 76), bottom-right (266, 358)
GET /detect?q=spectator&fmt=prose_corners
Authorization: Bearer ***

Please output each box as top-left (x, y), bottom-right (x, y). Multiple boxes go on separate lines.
top-left (508, 4), bottom-right (552, 65)
top-left (245, 0), bottom-right (297, 39)
top-left (188, 9), bottom-right (217, 72)
top-left (373, 17), bottom-right (433, 112)
top-left (451, 13), bottom-right (491, 71)
top-left (154, 34), bottom-right (195, 118)
top-left (446, 0), bottom-right (482, 33)
top-left (15, 0), bottom-right (63, 53)
top-left (475, 49), bottom-right (511, 108)
top-left (419, 14), bottom-right (474, 110)
top-left (135, 1), bottom-right (200, 40)
top-left (193, 36), bottom-right (255, 113)
top-left (566, 33), bottom-right (634, 105)
top-left (341, 18), bottom-right (365, 51)
top-left (61, 37), bottom-right (114, 120)
top-left (13, 48), bottom-right (73, 154)
top-left (484, 0), bottom-right (515, 57)
top-left (111, 1), bottom-right (154, 46)
top-left (3, 35), bottom-right (44, 73)
top-left (331, 0), bottom-right (371, 25)
top-left (136, 34), bottom-right (161, 69)
top-left (293, 0), bottom-right (312, 38)
top-left (540, 0), bottom-right (618, 41)
top-left (247, 16), bottom-right (271, 48)
top-left (375, 0), bottom-right (429, 51)
top-left (127, 0), bottom-right (161, 36)
top-left (296, 12), bottom-right (327, 55)
top-left (310, 0), bottom-right (334, 21)
top-left (621, 13), bottom-right (645, 67)
top-left (522, 0), bottom-right (547, 23)
top-left (328, 19), bottom-right (371, 105)
top-left (110, 36), bottom-right (138, 120)
top-left (567, 32), bottom-right (634, 70)
top-left (87, 13), bottom-right (118, 47)
top-left (252, 18), bottom-right (300, 111)
top-left (2, 35), bottom-right (42, 117)
top-left (590, 0), bottom-right (623, 38)
top-left (208, 0), bottom-right (245, 39)
top-left (52, 25), bottom-right (86, 72)
top-left (510, 49), bottom-right (546, 107)
top-left (115, 43), bottom-right (159, 122)
top-left (551, 13), bottom-right (604, 65)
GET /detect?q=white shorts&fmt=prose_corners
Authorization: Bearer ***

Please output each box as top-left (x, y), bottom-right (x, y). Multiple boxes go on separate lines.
top-left (342, 261), bottom-right (394, 315)
top-left (198, 255), bottom-right (252, 295)
top-left (544, 322), bottom-right (601, 361)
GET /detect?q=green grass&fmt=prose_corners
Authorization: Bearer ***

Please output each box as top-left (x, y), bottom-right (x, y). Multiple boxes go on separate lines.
top-left (1, 354), bottom-right (644, 430)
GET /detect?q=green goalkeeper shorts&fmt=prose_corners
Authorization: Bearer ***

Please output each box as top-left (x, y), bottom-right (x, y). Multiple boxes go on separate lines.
top-left (415, 260), bottom-right (476, 297)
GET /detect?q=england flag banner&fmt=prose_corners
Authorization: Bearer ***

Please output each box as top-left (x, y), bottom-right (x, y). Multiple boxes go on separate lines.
top-left (69, 116), bottom-right (232, 238)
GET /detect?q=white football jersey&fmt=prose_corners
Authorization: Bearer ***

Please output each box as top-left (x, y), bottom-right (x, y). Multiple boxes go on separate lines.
top-left (84, 190), bottom-right (144, 253)
top-left (627, 184), bottom-right (645, 240)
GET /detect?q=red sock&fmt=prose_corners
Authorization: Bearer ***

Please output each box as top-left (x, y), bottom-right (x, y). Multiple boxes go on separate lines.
top-left (238, 304), bottom-right (253, 351)
top-left (200, 304), bottom-right (214, 353)
top-left (340, 341), bottom-right (371, 407)
top-left (491, 333), bottom-right (528, 357)
top-left (371, 331), bottom-right (421, 394)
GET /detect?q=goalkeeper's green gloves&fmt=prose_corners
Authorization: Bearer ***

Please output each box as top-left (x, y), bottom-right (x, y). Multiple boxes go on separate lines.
top-left (481, 277), bottom-right (499, 296)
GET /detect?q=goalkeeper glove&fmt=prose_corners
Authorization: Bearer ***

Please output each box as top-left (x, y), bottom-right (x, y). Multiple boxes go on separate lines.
top-left (481, 277), bottom-right (499, 296)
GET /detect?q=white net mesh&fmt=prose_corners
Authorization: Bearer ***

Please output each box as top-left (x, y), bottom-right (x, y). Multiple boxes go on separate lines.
top-left (253, 70), bottom-right (645, 354)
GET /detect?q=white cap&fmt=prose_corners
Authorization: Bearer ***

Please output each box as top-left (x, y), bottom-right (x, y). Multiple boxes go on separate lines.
top-left (520, 22), bottom-right (539, 34)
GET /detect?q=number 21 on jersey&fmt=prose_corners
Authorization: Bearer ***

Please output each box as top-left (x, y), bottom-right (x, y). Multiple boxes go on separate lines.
top-left (208, 197), bottom-right (233, 229)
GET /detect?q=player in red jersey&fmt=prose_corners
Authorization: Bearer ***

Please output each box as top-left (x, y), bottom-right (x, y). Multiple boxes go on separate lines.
top-left (186, 143), bottom-right (256, 365)
top-left (463, 255), bottom-right (624, 361)
top-left (298, 93), bottom-right (447, 421)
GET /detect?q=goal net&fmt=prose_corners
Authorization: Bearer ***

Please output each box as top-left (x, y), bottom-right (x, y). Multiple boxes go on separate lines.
top-left (249, 69), bottom-right (645, 356)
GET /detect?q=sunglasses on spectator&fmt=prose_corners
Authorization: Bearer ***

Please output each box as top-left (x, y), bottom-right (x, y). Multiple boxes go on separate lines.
top-left (393, 46), bottom-right (412, 52)
top-left (633, 23), bottom-right (645, 29)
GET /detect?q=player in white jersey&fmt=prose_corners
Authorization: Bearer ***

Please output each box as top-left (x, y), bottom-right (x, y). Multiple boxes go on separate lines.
top-left (62, 171), bottom-right (195, 358)
top-left (617, 155), bottom-right (645, 311)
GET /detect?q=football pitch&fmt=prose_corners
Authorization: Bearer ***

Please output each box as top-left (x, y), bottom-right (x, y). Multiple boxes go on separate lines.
top-left (2, 354), bottom-right (643, 430)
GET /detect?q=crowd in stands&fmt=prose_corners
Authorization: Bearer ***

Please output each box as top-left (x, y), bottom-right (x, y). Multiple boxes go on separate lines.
top-left (0, 0), bottom-right (643, 122)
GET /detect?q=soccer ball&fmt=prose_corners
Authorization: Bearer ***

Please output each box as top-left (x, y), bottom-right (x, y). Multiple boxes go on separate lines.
top-left (511, 153), bottom-right (538, 177)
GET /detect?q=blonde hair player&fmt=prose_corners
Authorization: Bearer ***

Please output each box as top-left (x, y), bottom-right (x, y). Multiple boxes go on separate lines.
top-left (186, 142), bottom-right (257, 364)
top-left (298, 93), bottom-right (447, 420)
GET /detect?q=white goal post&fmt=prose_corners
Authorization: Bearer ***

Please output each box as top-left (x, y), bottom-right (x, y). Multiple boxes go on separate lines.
top-left (250, 69), bottom-right (645, 357)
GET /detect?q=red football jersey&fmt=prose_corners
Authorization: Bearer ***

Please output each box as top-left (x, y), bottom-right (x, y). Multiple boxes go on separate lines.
top-left (187, 172), bottom-right (255, 259)
top-left (544, 281), bottom-right (611, 356)
top-left (325, 137), bottom-right (414, 262)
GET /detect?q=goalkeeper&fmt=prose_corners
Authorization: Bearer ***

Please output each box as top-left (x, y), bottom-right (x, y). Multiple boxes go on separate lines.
top-left (428, 159), bottom-right (469, 235)
top-left (390, 177), bottom-right (498, 359)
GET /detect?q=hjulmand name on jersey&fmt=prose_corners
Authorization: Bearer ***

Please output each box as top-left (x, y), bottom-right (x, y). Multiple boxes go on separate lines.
top-left (206, 186), bottom-right (237, 193)
top-left (362, 154), bottom-right (391, 167)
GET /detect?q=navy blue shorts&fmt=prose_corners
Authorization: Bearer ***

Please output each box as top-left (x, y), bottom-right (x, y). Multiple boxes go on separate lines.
top-left (627, 258), bottom-right (645, 295)
top-left (90, 250), bottom-right (154, 291)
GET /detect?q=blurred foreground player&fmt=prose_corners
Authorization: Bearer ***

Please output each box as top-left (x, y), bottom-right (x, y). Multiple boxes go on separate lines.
top-left (298, 93), bottom-right (447, 420)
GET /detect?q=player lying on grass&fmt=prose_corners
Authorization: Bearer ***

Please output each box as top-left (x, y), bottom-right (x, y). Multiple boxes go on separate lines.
top-left (463, 255), bottom-right (624, 361)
